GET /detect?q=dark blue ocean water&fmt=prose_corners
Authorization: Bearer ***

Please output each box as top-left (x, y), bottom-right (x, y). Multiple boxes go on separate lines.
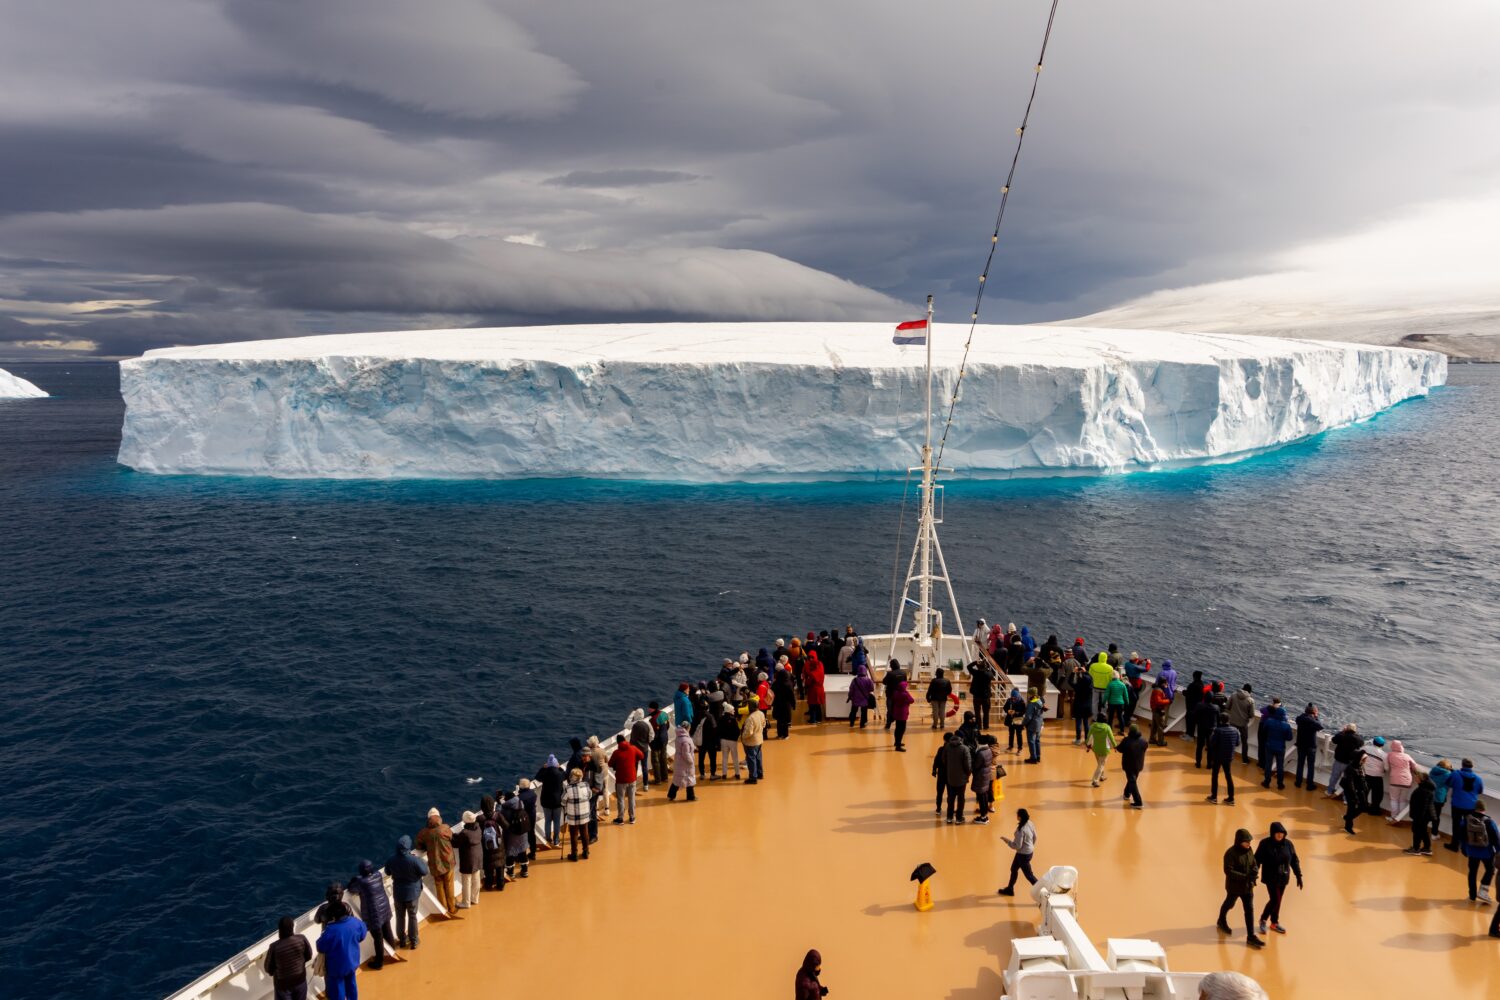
top-left (2, 361), bottom-right (1498, 999)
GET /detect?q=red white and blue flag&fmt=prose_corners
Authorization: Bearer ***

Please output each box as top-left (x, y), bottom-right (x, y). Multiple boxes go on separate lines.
top-left (893, 318), bottom-right (928, 345)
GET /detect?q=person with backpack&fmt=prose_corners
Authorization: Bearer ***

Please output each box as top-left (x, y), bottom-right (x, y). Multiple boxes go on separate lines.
top-left (264, 916), bottom-right (312, 1000)
top-left (1293, 704), bottom-right (1322, 791)
top-left (1253, 822), bottom-right (1303, 936)
top-left (1404, 774), bottom-right (1436, 856)
top-left (347, 859), bottom-right (401, 967)
top-left (1462, 801), bottom-right (1500, 903)
top-left (384, 836), bottom-right (430, 949)
top-left (1340, 751), bottom-right (1368, 835)
top-left (1216, 829), bottom-right (1267, 949)
top-left (562, 767), bottom-right (593, 861)
top-left (480, 796), bottom-right (508, 890)
top-left (926, 668), bottom-right (954, 730)
top-left (1447, 759), bottom-right (1485, 852)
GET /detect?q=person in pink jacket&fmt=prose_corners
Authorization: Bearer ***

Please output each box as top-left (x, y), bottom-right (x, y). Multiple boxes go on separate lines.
top-left (891, 680), bottom-right (915, 753)
top-left (1385, 739), bottom-right (1417, 824)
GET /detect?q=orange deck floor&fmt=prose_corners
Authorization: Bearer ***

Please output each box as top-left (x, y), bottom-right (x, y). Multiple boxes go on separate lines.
top-left (360, 715), bottom-right (1498, 999)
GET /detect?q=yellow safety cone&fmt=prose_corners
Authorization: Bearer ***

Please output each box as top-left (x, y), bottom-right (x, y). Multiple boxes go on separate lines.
top-left (911, 861), bottom-right (937, 912)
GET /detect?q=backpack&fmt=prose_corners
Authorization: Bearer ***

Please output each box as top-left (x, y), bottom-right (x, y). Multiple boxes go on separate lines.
top-left (1466, 814), bottom-right (1491, 849)
top-left (482, 822), bottom-right (500, 852)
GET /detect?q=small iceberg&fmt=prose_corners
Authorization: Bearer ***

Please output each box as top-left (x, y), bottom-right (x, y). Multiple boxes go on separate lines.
top-left (0, 366), bottom-right (47, 400)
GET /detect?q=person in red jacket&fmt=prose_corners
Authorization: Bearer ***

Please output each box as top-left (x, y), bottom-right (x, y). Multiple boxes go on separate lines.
top-left (804, 651), bottom-right (827, 723)
top-left (608, 735), bottom-right (644, 825)
top-left (1149, 679), bottom-right (1172, 747)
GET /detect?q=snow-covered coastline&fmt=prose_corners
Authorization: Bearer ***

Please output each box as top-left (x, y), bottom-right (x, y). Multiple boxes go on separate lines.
top-left (0, 366), bottom-right (47, 400)
top-left (118, 323), bottom-right (1447, 480)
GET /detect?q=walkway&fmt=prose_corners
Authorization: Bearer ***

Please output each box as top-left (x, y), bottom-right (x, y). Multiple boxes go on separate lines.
top-left (361, 718), bottom-right (1499, 999)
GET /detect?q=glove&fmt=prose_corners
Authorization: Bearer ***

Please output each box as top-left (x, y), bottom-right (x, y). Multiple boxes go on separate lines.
top-left (1296, 877), bottom-right (1304, 890)
top-left (820, 989), bottom-right (830, 997)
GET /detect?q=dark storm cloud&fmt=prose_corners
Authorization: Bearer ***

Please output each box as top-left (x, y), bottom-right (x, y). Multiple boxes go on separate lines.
top-left (1, 0), bottom-right (1498, 358)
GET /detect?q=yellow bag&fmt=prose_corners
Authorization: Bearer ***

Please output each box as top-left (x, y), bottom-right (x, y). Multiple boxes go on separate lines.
top-left (993, 777), bottom-right (1005, 801)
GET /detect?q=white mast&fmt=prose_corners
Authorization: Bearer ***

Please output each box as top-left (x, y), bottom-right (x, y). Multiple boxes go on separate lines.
top-left (889, 296), bottom-right (972, 667)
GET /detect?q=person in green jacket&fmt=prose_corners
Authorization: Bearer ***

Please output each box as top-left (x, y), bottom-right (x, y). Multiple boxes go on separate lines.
top-left (1217, 828), bottom-right (1267, 949)
top-left (1085, 713), bottom-right (1116, 786)
top-left (1105, 672), bottom-right (1130, 733)
top-left (1088, 653), bottom-right (1114, 717)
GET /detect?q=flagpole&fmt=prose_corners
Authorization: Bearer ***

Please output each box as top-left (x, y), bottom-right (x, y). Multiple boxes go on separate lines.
top-left (918, 294), bottom-right (934, 647)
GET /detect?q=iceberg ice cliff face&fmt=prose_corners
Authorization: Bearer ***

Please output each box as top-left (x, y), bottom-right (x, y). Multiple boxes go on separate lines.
top-left (117, 324), bottom-right (1446, 480)
top-left (0, 366), bottom-right (47, 400)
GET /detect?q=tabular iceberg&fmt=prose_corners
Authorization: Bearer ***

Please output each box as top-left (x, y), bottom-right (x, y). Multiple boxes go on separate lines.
top-left (118, 323), bottom-right (1446, 480)
top-left (0, 366), bottom-right (47, 400)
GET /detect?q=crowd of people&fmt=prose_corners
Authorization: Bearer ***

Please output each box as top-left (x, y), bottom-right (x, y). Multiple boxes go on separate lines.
top-left (259, 620), bottom-right (1494, 998)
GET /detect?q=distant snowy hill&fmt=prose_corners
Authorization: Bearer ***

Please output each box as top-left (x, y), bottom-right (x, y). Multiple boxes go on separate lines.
top-left (118, 323), bottom-right (1444, 481)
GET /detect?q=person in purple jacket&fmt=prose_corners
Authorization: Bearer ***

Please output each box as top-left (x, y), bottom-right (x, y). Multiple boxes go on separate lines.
top-left (1157, 660), bottom-right (1178, 702)
top-left (848, 664), bottom-right (876, 729)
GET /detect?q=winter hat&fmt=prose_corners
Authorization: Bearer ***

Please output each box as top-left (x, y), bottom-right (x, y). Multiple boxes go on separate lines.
top-left (398, 835), bottom-right (412, 850)
top-left (462, 810), bottom-right (476, 824)
top-left (1373, 737), bottom-right (1385, 746)
top-left (546, 754), bottom-right (560, 768)
top-left (427, 807), bottom-right (441, 819)
top-left (740, 653), bottom-right (749, 664)
top-left (1235, 828), bottom-right (1253, 845)
top-left (359, 859), bottom-right (374, 875)
top-left (1161, 659), bottom-right (1172, 669)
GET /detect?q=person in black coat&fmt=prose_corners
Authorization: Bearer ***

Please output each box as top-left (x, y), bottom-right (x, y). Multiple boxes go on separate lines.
top-left (348, 859), bottom-right (401, 967)
top-left (1293, 705), bottom-right (1323, 791)
top-left (1193, 699), bottom-right (1220, 768)
top-left (1206, 715), bottom-right (1241, 804)
top-left (967, 659), bottom-right (997, 730)
top-left (882, 660), bottom-right (907, 730)
top-left (1116, 725), bottom-right (1148, 808)
top-left (771, 668), bottom-right (796, 738)
top-left (939, 733), bottom-right (973, 824)
top-left (1405, 774), bottom-right (1436, 855)
top-left (1340, 751), bottom-right (1368, 834)
top-left (1182, 670), bottom-right (1206, 741)
top-left (925, 669), bottom-right (954, 731)
top-left (1253, 821), bottom-right (1303, 935)
top-left (1070, 668), bottom-right (1094, 744)
top-left (695, 706), bottom-right (719, 779)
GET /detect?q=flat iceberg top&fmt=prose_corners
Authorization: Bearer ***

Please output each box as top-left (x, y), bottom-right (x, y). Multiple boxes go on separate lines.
top-left (0, 366), bottom-right (47, 399)
top-left (134, 322), bottom-right (1402, 369)
top-left (120, 322), bottom-right (1446, 481)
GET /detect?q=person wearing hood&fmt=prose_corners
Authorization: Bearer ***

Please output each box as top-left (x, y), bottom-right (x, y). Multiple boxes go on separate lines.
top-left (1340, 751), bottom-right (1368, 835)
top-left (1024, 659), bottom-right (1053, 714)
top-left (1260, 707), bottom-right (1293, 790)
top-left (1428, 758), bottom-right (1454, 841)
top-left (1253, 822), bottom-right (1303, 936)
top-left (804, 650), bottom-right (827, 723)
top-left (1085, 712), bottom-right (1116, 787)
top-left (1227, 685), bottom-right (1257, 765)
top-left (562, 767), bottom-right (593, 861)
top-left (385, 836), bottom-right (430, 949)
top-left (1069, 665), bottom-right (1093, 745)
top-left (1020, 626), bottom-right (1037, 657)
top-left (973, 734), bottom-right (998, 823)
top-left (648, 701), bottom-right (673, 786)
top-left (1446, 759), bottom-right (1485, 853)
top-left (451, 810), bottom-right (484, 909)
top-left (967, 657), bottom-right (998, 730)
top-left (264, 915), bottom-right (312, 1000)
top-left (1086, 652), bottom-right (1114, 717)
top-left (851, 638), bottom-right (868, 675)
top-left (1362, 737), bottom-right (1389, 816)
top-left (628, 709), bottom-right (655, 792)
top-left (1182, 670), bottom-right (1206, 743)
top-left (1003, 687), bottom-right (1026, 753)
top-left (848, 664), bottom-right (876, 728)
top-left (1023, 689), bottom-right (1046, 763)
top-left (694, 701), bottom-right (720, 780)
top-left (1040, 633), bottom-right (1063, 662)
top-left (1405, 773), bottom-right (1437, 856)
top-left (480, 794), bottom-right (508, 890)
top-left (1216, 829), bottom-right (1266, 949)
top-left (926, 668), bottom-right (954, 730)
top-left (415, 808), bottom-right (459, 918)
top-left (534, 755), bottom-right (567, 845)
top-left (940, 731), bottom-right (973, 823)
top-left (500, 790), bottom-right (532, 877)
top-left (1192, 696), bottom-right (1221, 769)
top-left (1384, 740), bottom-right (1416, 823)
top-left (756, 647), bottom-right (773, 675)
top-left (772, 667), bottom-right (796, 738)
top-left (1293, 704), bottom-right (1323, 791)
top-left (1156, 659), bottom-right (1178, 702)
top-left (890, 679), bottom-right (914, 752)
top-left (882, 659), bottom-right (907, 731)
top-left (347, 859), bottom-right (399, 967)
top-left (667, 723), bottom-right (699, 801)
top-left (794, 949), bottom-right (828, 999)
top-left (315, 902), bottom-right (367, 1000)
top-left (1117, 725), bottom-right (1148, 808)
top-left (837, 636), bottom-right (855, 674)
top-left (1149, 678), bottom-right (1172, 747)
top-left (972, 618), bottom-right (990, 652)
top-left (673, 683), bottom-right (694, 732)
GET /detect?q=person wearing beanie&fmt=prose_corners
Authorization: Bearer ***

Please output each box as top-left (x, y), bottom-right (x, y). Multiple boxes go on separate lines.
top-left (1217, 828), bottom-right (1266, 948)
top-left (1253, 822), bottom-right (1303, 936)
top-left (1446, 758), bottom-right (1485, 853)
top-left (384, 836), bottom-right (429, 948)
top-left (452, 810), bottom-right (484, 909)
top-left (414, 808), bottom-right (458, 918)
top-left (562, 767), bottom-right (593, 861)
top-left (347, 858), bottom-right (401, 966)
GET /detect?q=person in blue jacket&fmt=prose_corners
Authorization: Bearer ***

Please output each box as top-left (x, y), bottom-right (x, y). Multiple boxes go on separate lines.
top-left (1446, 759), bottom-right (1485, 853)
top-left (1428, 758), bottom-right (1454, 841)
top-left (673, 683), bottom-right (694, 730)
top-left (1260, 707), bottom-right (1294, 790)
top-left (316, 902), bottom-right (367, 1000)
top-left (383, 836), bottom-right (429, 950)
top-left (1460, 801), bottom-right (1499, 904)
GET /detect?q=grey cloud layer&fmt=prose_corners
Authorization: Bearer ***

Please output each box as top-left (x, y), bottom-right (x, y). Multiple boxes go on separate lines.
top-left (1, 0), bottom-right (1498, 357)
